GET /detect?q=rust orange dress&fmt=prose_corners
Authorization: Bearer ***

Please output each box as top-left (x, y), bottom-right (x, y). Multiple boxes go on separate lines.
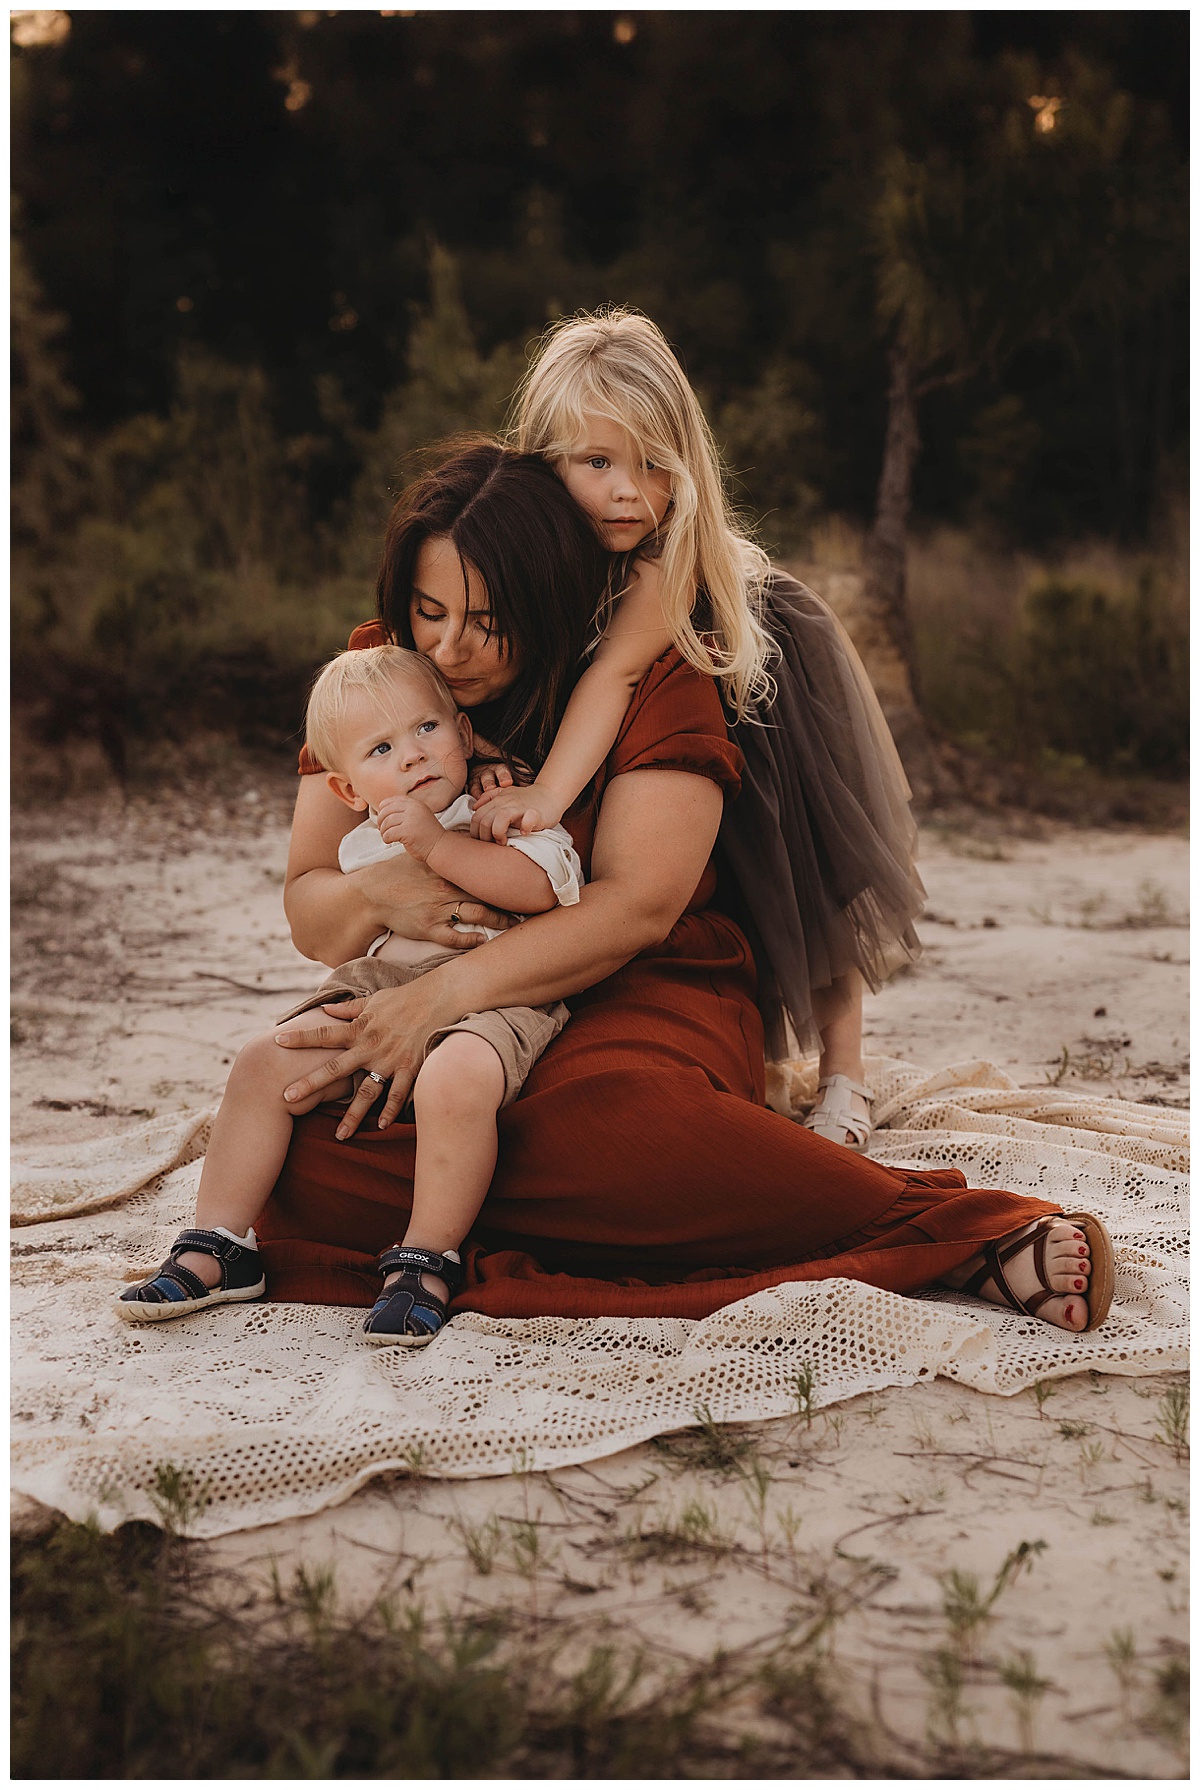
top-left (260, 636), bottom-right (1059, 1318)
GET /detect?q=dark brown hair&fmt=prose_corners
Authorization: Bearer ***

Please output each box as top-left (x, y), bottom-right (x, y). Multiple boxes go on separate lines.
top-left (376, 437), bottom-right (611, 763)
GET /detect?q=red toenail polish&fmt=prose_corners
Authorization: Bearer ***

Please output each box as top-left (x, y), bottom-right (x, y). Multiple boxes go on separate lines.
top-left (1075, 1279), bottom-right (1084, 1289)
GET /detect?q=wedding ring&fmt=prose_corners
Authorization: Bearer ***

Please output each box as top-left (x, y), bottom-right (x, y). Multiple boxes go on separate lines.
top-left (364, 1070), bottom-right (387, 1086)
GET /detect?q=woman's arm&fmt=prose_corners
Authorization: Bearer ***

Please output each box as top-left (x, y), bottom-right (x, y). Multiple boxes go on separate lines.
top-left (277, 765), bottom-right (723, 1133)
top-left (284, 774), bottom-right (511, 965)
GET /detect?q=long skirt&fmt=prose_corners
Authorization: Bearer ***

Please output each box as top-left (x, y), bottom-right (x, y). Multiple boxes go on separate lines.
top-left (257, 910), bottom-right (1057, 1317)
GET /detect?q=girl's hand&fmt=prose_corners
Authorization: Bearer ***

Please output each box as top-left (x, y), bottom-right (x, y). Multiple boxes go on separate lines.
top-left (470, 781), bottom-right (565, 843)
top-left (277, 985), bottom-right (435, 1137)
top-left (354, 854), bottom-right (511, 949)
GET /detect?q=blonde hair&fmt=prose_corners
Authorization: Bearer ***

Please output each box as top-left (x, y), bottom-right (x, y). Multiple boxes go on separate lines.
top-left (305, 644), bottom-right (457, 774)
top-left (512, 307), bottom-right (775, 717)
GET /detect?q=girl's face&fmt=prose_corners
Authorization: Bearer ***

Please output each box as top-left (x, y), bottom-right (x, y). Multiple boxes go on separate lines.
top-left (408, 535), bottom-right (519, 707)
top-left (559, 415), bottom-right (673, 553)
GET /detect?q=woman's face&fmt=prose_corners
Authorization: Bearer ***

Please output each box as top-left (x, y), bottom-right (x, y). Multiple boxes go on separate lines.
top-left (408, 535), bottom-right (519, 707)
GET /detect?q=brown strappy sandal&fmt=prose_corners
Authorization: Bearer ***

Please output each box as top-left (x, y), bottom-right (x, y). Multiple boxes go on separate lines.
top-left (961, 1212), bottom-right (1115, 1332)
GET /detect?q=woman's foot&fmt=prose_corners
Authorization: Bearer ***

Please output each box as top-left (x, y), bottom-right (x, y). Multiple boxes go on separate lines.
top-left (946, 1218), bottom-right (1095, 1330)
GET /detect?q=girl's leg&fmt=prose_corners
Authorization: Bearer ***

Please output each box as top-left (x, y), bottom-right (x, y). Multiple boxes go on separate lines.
top-left (811, 969), bottom-right (870, 1143)
top-left (178, 1011), bottom-right (356, 1288)
top-left (383, 1032), bottom-right (507, 1305)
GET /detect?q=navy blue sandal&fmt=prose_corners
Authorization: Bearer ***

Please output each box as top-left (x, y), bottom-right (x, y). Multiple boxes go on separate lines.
top-left (116, 1227), bottom-right (266, 1322)
top-left (363, 1245), bottom-right (464, 1347)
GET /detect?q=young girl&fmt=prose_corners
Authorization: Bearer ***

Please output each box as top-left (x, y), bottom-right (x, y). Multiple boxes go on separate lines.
top-left (471, 307), bottom-right (925, 1153)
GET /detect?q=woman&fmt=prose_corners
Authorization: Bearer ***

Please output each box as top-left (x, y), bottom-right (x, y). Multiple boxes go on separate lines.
top-left (261, 441), bottom-right (1110, 1333)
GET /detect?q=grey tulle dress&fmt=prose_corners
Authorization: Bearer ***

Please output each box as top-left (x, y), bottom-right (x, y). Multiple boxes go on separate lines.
top-left (714, 570), bottom-right (925, 1061)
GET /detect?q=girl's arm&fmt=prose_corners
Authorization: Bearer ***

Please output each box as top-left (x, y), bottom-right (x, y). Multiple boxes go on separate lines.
top-left (472, 560), bottom-right (674, 842)
top-left (276, 765), bottom-right (723, 1134)
top-left (284, 773), bottom-right (512, 965)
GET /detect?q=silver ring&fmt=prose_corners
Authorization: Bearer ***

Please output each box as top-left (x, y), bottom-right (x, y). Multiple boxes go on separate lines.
top-left (364, 1070), bottom-right (387, 1086)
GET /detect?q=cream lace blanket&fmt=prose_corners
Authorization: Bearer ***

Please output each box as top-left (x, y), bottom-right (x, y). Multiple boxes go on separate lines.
top-left (11, 1057), bottom-right (1187, 1539)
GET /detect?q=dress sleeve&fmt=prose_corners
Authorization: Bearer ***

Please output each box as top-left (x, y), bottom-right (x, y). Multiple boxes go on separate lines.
top-left (608, 648), bottom-right (742, 795)
top-left (297, 619), bottom-right (387, 776)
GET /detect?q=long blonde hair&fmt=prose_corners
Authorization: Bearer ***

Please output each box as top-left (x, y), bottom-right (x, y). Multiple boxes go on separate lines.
top-left (511, 307), bottom-right (775, 718)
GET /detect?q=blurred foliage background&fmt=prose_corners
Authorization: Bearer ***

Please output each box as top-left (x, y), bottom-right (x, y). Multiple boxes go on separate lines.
top-left (11, 10), bottom-right (1188, 798)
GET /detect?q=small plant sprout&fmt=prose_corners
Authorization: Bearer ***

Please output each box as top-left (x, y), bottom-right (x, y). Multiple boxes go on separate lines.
top-left (506, 1517), bottom-right (554, 1580)
top-left (1148, 1656), bottom-right (1189, 1752)
top-left (1078, 1438), bottom-right (1105, 1479)
top-left (999, 1649), bottom-right (1052, 1753)
top-left (148, 1462), bottom-right (212, 1540)
top-left (1154, 1384), bottom-right (1189, 1462)
top-left (790, 1362), bottom-right (817, 1429)
top-left (1134, 879), bottom-right (1170, 927)
top-left (940, 1540), bottom-right (1046, 1661)
top-left (1029, 1378), bottom-right (1059, 1416)
top-left (1046, 1045), bottom-right (1070, 1085)
top-left (776, 1503), bottom-right (803, 1557)
top-left (450, 1513), bottom-right (502, 1576)
top-left (911, 1412), bottom-right (937, 1451)
top-left (1103, 1626), bottom-right (1138, 1714)
top-left (921, 1644), bottom-right (967, 1747)
top-left (1057, 1419), bottom-right (1094, 1440)
top-left (292, 1562), bottom-right (337, 1627)
top-left (737, 1454), bottom-right (772, 1556)
top-left (400, 1441), bottom-right (430, 1475)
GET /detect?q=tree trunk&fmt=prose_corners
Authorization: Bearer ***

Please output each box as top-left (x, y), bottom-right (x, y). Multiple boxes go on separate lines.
top-left (859, 336), bottom-right (951, 803)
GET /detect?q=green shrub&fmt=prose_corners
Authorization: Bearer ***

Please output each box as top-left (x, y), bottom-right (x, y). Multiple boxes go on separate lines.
top-left (918, 571), bottom-right (1188, 779)
top-left (1011, 575), bottom-right (1188, 777)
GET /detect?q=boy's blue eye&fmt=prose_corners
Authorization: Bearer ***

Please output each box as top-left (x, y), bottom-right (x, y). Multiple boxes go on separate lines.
top-left (416, 720), bottom-right (438, 735)
top-left (368, 741), bottom-right (391, 757)
top-left (588, 457), bottom-right (608, 471)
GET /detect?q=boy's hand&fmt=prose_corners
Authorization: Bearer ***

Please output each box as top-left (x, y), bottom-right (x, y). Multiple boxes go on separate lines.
top-left (375, 795), bottom-right (444, 861)
top-left (470, 780), bottom-right (564, 843)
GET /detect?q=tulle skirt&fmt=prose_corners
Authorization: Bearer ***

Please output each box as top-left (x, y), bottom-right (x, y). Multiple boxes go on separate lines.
top-left (719, 571), bottom-right (925, 1060)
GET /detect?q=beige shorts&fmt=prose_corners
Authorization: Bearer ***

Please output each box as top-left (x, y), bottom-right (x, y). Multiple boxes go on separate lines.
top-left (277, 952), bottom-right (568, 1109)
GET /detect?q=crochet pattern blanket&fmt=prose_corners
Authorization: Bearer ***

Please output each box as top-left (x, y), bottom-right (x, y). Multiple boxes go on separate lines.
top-left (11, 1057), bottom-right (1187, 1539)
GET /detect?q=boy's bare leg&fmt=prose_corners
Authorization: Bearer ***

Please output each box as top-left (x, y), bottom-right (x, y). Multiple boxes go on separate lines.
top-left (383, 1031), bottom-right (507, 1304)
top-left (178, 1010), bottom-right (356, 1287)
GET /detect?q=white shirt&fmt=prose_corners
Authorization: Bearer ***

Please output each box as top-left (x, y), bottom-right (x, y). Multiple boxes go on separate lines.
top-left (338, 792), bottom-right (583, 943)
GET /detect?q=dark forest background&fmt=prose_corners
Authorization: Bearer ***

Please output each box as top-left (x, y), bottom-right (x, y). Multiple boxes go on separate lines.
top-left (11, 10), bottom-right (1189, 799)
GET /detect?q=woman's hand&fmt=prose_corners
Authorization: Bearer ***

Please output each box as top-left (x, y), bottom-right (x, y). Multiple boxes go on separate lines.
top-left (277, 981), bottom-right (447, 1137)
top-left (354, 854), bottom-right (511, 949)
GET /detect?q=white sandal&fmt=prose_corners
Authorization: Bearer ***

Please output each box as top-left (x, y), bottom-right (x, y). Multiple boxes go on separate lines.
top-left (803, 1075), bottom-right (874, 1152)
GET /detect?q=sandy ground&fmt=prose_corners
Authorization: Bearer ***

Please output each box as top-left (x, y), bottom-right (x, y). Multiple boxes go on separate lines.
top-left (11, 778), bottom-right (1189, 1773)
